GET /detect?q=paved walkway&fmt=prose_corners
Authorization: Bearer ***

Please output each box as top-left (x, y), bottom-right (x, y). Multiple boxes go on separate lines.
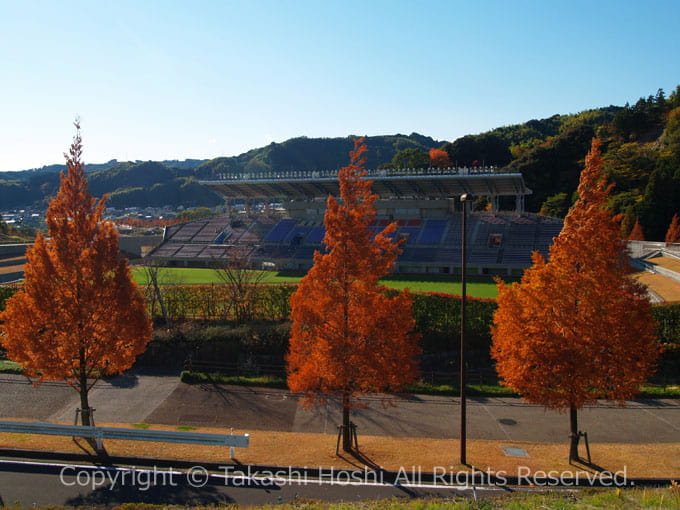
top-left (0, 371), bottom-right (181, 425)
top-left (1, 373), bottom-right (678, 443)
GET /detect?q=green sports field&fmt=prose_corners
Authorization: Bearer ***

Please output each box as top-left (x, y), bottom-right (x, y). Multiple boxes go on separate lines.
top-left (131, 267), bottom-right (506, 298)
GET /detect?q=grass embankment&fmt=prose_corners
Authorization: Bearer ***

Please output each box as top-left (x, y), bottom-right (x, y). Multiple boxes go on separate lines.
top-left (180, 371), bottom-right (516, 397)
top-left (130, 267), bottom-right (504, 298)
top-left (7, 489), bottom-right (680, 509)
top-left (179, 371), bottom-right (680, 399)
top-left (0, 359), bottom-right (23, 375)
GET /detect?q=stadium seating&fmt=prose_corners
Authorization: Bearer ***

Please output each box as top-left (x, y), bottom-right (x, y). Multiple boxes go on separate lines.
top-left (306, 226), bottom-right (325, 244)
top-left (148, 211), bottom-right (563, 274)
top-left (398, 226), bottom-right (422, 244)
top-left (419, 219), bottom-right (448, 244)
top-left (264, 219), bottom-right (297, 242)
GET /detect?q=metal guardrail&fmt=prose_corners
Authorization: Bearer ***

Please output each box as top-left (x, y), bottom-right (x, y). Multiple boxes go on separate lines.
top-left (0, 420), bottom-right (249, 456)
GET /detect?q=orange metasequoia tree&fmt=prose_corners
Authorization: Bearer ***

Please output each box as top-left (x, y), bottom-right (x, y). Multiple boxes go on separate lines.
top-left (665, 213), bottom-right (680, 244)
top-left (628, 219), bottom-right (645, 241)
top-left (491, 139), bottom-right (660, 463)
top-left (286, 138), bottom-right (421, 452)
top-left (429, 148), bottom-right (452, 168)
top-left (0, 123), bottom-right (151, 427)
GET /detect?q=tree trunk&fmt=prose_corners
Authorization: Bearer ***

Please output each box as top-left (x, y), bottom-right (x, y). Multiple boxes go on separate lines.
top-left (155, 282), bottom-right (170, 327)
top-left (149, 268), bottom-right (170, 327)
top-left (569, 404), bottom-right (579, 463)
top-left (79, 348), bottom-right (91, 427)
top-left (342, 390), bottom-right (352, 452)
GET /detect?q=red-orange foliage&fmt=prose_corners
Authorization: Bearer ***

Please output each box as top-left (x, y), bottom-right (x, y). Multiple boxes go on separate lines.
top-left (628, 219), bottom-right (645, 241)
top-left (491, 139), bottom-right (660, 462)
top-left (0, 124), bottom-right (151, 426)
top-left (286, 138), bottom-right (421, 451)
top-left (429, 148), bottom-right (452, 168)
top-left (116, 217), bottom-right (184, 229)
top-left (665, 214), bottom-right (680, 244)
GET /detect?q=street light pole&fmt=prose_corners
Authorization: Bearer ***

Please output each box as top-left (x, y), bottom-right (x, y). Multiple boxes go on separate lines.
top-left (459, 192), bottom-right (475, 466)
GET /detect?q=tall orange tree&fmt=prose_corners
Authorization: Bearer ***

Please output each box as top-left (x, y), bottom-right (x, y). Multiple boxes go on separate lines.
top-left (628, 219), bottom-right (645, 241)
top-left (286, 138), bottom-right (421, 452)
top-left (0, 123), bottom-right (151, 426)
top-left (491, 139), bottom-right (660, 462)
top-left (665, 213), bottom-right (680, 243)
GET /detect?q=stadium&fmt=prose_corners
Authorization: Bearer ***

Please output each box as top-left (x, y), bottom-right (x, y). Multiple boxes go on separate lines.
top-left (145, 166), bottom-right (564, 276)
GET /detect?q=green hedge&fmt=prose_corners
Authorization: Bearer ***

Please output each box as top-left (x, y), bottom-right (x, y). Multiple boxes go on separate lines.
top-left (138, 321), bottom-right (292, 366)
top-left (143, 284), bottom-right (294, 322)
top-left (411, 292), bottom-right (497, 353)
top-left (3, 282), bottom-right (679, 349)
top-left (0, 285), bottom-right (19, 312)
top-left (650, 302), bottom-right (680, 352)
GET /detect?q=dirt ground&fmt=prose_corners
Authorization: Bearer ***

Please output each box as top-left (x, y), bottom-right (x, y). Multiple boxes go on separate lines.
top-left (1, 421), bottom-right (678, 479)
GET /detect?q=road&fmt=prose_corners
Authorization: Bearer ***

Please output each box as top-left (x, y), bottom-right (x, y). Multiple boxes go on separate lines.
top-left (0, 373), bottom-right (678, 443)
top-left (0, 459), bottom-right (496, 507)
top-left (0, 371), bottom-right (677, 505)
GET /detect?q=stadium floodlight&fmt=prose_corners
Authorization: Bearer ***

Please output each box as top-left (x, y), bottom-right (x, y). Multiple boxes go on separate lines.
top-left (459, 192), bottom-right (475, 465)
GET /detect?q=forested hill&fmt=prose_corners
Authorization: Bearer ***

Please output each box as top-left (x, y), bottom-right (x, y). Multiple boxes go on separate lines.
top-left (518, 87), bottom-right (680, 241)
top-left (196, 133), bottom-right (442, 178)
top-left (2, 86), bottom-right (680, 241)
top-left (436, 86), bottom-right (680, 240)
top-left (0, 134), bottom-right (441, 210)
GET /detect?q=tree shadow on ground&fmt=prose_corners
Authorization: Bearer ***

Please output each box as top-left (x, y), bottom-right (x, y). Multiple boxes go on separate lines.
top-left (347, 404), bottom-right (440, 439)
top-left (106, 373), bottom-right (139, 389)
top-left (71, 437), bottom-right (105, 458)
top-left (65, 478), bottom-right (233, 507)
top-left (636, 398), bottom-right (680, 407)
top-left (336, 447), bottom-right (420, 498)
top-left (570, 457), bottom-right (609, 473)
top-left (336, 447), bottom-right (380, 471)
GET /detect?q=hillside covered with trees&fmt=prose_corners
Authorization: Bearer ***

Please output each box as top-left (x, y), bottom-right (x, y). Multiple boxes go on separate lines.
top-left (2, 86), bottom-right (680, 240)
top-left (0, 134), bottom-right (441, 210)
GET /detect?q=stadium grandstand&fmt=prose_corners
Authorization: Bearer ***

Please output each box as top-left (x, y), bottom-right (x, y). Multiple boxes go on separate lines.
top-left (145, 166), bottom-right (564, 276)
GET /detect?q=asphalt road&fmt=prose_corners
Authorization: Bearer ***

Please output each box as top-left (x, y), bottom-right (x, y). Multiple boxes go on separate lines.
top-left (0, 459), bottom-right (493, 507)
top-left (1, 373), bottom-right (679, 443)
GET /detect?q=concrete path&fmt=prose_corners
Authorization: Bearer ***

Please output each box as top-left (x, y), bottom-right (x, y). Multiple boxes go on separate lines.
top-left (0, 371), bottom-right (181, 425)
top-left (0, 375), bottom-right (73, 421)
top-left (49, 370), bottom-right (181, 424)
top-left (1, 373), bottom-right (679, 443)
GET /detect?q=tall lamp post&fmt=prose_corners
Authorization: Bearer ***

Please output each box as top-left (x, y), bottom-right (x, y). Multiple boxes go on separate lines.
top-left (459, 192), bottom-right (475, 465)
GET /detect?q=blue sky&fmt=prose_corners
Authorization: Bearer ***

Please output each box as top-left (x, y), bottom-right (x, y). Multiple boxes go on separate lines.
top-left (1, 0), bottom-right (679, 172)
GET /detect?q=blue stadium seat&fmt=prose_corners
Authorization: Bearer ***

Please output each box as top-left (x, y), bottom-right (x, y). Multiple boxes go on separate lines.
top-left (419, 219), bottom-right (448, 244)
top-left (264, 219), bottom-right (297, 242)
top-left (306, 226), bottom-right (326, 244)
